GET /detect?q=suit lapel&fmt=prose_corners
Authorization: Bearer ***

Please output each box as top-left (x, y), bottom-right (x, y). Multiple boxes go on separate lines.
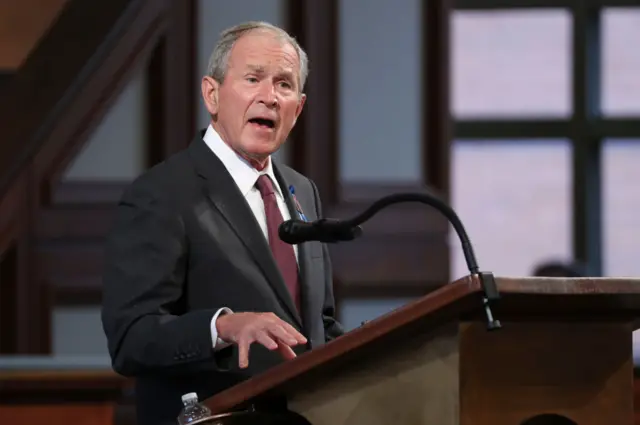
top-left (273, 164), bottom-right (315, 333)
top-left (188, 138), bottom-right (302, 327)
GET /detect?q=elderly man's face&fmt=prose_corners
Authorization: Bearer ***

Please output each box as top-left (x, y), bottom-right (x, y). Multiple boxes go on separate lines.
top-left (202, 31), bottom-right (306, 168)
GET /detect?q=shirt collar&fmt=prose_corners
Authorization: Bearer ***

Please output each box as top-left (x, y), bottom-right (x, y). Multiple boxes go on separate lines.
top-left (203, 124), bottom-right (284, 198)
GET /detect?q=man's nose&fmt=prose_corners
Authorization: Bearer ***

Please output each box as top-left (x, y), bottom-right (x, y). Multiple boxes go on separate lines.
top-left (257, 82), bottom-right (278, 107)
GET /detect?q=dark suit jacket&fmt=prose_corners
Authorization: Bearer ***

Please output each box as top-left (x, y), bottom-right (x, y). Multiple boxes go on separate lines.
top-left (101, 134), bottom-right (343, 425)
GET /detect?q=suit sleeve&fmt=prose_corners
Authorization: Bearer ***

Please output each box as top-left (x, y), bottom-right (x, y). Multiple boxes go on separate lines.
top-left (101, 177), bottom-right (232, 377)
top-left (309, 179), bottom-right (344, 342)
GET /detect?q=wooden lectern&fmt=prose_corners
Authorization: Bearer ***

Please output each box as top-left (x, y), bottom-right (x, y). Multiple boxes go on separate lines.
top-left (203, 275), bottom-right (640, 425)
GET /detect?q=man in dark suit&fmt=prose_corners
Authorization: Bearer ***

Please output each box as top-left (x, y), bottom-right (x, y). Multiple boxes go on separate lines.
top-left (101, 21), bottom-right (343, 425)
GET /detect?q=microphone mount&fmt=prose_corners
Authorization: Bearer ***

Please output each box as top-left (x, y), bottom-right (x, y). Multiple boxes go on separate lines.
top-left (282, 192), bottom-right (501, 331)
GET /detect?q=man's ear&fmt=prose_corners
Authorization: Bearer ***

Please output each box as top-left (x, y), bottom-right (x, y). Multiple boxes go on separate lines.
top-left (292, 93), bottom-right (306, 126)
top-left (201, 76), bottom-right (220, 116)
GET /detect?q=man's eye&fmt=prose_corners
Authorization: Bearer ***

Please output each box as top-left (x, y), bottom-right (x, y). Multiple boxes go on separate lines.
top-left (246, 77), bottom-right (258, 83)
top-left (279, 81), bottom-right (292, 89)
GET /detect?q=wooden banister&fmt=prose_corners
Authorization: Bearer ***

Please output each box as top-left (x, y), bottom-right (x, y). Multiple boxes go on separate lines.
top-left (0, 0), bottom-right (69, 69)
top-left (0, 0), bottom-right (165, 202)
top-left (0, 359), bottom-right (133, 425)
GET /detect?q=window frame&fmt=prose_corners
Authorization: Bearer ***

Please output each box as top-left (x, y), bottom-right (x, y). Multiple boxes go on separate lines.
top-left (453, 0), bottom-right (640, 276)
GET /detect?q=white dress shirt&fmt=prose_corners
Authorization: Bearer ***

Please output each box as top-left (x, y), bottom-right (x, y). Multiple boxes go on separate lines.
top-left (202, 125), bottom-right (298, 349)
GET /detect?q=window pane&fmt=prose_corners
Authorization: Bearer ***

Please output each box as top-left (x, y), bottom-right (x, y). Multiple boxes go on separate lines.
top-left (603, 139), bottom-right (640, 276)
top-left (339, 0), bottom-right (422, 182)
top-left (451, 140), bottom-right (572, 279)
top-left (52, 307), bottom-right (109, 357)
top-left (62, 67), bottom-right (147, 181)
top-left (339, 298), bottom-right (416, 332)
top-left (452, 10), bottom-right (571, 118)
top-left (602, 8), bottom-right (640, 116)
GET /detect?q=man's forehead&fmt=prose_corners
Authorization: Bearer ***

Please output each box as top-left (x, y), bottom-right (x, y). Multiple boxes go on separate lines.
top-left (245, 63), bottom-right (295, 75)
top-left (230, 51), bottom-right (299, 78)
top-left (231, 32), bottom-right (298, 63)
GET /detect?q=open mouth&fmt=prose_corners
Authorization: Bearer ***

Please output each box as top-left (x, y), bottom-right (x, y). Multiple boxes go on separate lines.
top-left (248, 118), bottom-right (276, 130)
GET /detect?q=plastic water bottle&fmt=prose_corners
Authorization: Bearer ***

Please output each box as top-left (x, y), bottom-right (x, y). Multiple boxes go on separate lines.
top-left (177, 392), bottom-right (212, 425)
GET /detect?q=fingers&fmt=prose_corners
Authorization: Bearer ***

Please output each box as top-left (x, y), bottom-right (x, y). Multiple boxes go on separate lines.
top-left (270, 324), bottom-right (301, 346)
top-left (238, 334), bottom-right (295, 368)
top-left (274, 319), bottom-right (307, 344)
top-left (254, 330), bottom-right (279, 351)
top-left (230, 313), bottom-right (308, 369)
top-left (277, 342), bottom-right (297, 360)
top-left (237, 338), bottom-right (250, 369)
top-left (237, 328), bottom-right (296, 368)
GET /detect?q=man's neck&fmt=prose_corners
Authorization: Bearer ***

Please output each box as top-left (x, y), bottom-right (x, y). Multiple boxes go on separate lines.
top-left (211, 121), bottom-right (269, 171)
top-left (247, 155), bottom-right (269, 171)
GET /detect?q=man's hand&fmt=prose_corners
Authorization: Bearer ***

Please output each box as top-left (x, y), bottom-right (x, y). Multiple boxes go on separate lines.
top-left (215, 312), bottom-right (307, 368)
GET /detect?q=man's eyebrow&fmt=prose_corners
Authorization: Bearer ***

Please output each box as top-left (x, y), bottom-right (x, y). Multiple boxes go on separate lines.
top-left (246, 64), bottom-right (266, 73)
top-left (245, 64), bottom-right (298, 86)
top-left (277, 69), bottom-right (295, 80)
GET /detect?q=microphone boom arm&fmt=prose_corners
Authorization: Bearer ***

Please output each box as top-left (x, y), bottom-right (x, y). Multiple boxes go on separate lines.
top-left (325, 192), bottom-right (501, 331)
top-left (341, 193), bottom-right (479, 274)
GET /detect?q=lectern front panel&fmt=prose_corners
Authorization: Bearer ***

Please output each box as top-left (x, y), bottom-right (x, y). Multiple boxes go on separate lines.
top-left (287, 323), bottom-right (461, 425)
top-left (459, 321), bottom-right (634, 425)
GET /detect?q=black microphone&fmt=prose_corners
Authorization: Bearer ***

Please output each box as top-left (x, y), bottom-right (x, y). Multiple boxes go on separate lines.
top-left (278, 190), bottom-right (501, 331)
top-left (278, 218), bottom-right (363, 244)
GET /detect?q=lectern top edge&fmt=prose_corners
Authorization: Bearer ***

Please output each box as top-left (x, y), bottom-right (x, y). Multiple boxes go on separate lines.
top-left (494, 275), bottom-right (640, 295)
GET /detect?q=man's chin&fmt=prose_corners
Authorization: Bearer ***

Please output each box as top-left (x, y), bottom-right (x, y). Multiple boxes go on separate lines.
top-left (238, 142), bottom-right (280, 168)
top-left (242, 138), bottom-right (281, 156)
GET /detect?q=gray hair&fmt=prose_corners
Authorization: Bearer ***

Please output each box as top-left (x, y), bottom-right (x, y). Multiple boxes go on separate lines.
top-left (206, 21), bottom-right (308, 93)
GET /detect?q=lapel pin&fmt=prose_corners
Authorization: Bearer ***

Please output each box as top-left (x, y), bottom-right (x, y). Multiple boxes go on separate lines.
top-left (288, 185), bottom-right (308, 222)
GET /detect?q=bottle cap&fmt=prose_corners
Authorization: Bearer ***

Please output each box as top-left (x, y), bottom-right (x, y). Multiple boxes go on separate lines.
top-left (181, 392), bottom-right (198, 403)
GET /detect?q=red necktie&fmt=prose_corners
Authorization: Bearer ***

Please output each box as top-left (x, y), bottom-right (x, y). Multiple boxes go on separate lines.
top-left (255, 175), bottom-right (300, 312)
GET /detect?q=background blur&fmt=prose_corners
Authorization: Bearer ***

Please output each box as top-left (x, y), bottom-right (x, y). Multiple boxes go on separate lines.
top-left (0, 0), bottom-right (638, 424)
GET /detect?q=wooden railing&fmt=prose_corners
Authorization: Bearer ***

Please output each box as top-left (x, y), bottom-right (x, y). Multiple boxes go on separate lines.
top-left (0, 357), bottom-right (134, 425)
top-left (0, 0), bottom-right (194, 354)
